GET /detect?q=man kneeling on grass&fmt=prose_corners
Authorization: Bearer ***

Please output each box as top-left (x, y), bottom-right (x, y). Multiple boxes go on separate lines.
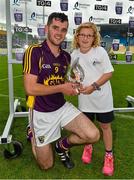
top-left (23, 12), bottom-right (100, 170)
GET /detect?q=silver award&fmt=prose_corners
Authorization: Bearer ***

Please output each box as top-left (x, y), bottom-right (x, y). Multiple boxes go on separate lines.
top-left (66, 57), bottom-right (85, 92)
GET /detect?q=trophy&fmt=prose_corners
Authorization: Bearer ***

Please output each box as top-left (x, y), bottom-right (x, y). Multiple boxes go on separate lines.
top-left (66, 57), bottom-right (85, 92)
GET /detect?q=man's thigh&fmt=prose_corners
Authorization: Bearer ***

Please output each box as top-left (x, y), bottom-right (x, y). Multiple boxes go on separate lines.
top-left (63, 113), bottom-right (98, 139)
top-left (32, 109), bottom-right (61, 146)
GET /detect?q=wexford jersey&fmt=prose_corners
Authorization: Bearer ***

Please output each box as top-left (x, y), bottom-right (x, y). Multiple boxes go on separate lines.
top-left (23, 41), bottom-right (70, 112)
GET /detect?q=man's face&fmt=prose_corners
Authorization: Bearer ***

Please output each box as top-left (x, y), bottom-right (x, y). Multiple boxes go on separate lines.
top-left (46, 18), bottom-right (68, 46)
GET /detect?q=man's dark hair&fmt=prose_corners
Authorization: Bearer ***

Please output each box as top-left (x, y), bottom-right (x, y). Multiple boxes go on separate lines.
top-left (47, 12), bottom-right (68, 25)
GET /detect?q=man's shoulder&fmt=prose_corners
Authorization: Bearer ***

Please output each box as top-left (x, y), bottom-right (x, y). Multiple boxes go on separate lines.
top-left (26, 43), bottom-right (46, 59)
top-left (26, 43), bottom-right (42, 53)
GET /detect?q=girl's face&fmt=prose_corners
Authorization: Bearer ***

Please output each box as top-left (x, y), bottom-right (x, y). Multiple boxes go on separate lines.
top-left (77, 27), bottom-right (94, 50)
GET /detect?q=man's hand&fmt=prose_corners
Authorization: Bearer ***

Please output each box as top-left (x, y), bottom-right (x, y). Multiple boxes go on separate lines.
top-left (61, 82), bottom-right (80, 96)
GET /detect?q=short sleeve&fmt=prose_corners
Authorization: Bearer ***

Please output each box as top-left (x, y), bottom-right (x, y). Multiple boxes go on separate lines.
top-left (23, 45), bottom-right (40, 75)
top-left (101, 48), bottom-right (114, 73)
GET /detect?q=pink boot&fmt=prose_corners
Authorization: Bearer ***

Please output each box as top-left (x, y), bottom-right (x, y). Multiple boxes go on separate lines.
top-left (102, 153), bottom-right (114, 176)
top-left (81, 144), bottom-right (93, 164)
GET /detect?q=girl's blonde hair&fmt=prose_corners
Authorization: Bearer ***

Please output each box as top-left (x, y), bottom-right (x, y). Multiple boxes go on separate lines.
top-left (72, 22), bottom-right (101, 49)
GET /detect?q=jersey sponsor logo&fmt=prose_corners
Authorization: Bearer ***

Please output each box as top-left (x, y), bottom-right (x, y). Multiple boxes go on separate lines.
top-left (53, 63), bottom-right (60, 67)
top-left (44, 75), bottom-right (64, 86)
top-left (42, 64), bottom-right (51, 69)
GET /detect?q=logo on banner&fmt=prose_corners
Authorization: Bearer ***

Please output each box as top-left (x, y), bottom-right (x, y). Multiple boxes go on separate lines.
top-left (15, 48), bottom-right (24, 61)
top-left (73, 2), bottom-right (90, 10)
top-left (29, 12), bottom-right (48, 21)
top-left (12, 0), bottom-right (20, 6)
top-left (14, 25), bottom-right (32, 33)
top-left (126, 51), bottom-right (132, 62)
top-left (94, 4), bottom-right (108, 11)
top-left (60, 0), bottom-right (68, 11)
top-left (129, 16), bottom-right (134, 28)
top-left (14, 9), bottom-right (23, 22)
top-left (37, 24), bottom-right (45, 36)
top-left (74, 12), bottom-right (82, 25)
top-left (29, 12), bottom-right (36, 21)
top-left (109, 18), bottom-right (122, 24)
top-left (89, 16), bottom-right (105, 23)
top-left (36, 0), bottom-right (51, 6)
top-left (112, 39), bottom-right (120, 51)
top-left (115, 2), bottom-right (123, 15)
top-left (13, 0), bottom-right (31, 5)
top-left (73, 2), bottom-right (80, 10)
top-left (127, 6), bottom-right (134, 14)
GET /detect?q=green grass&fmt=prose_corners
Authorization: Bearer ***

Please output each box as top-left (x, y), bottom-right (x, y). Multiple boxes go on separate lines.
top-left (116, 53), bottom-right (134, 61)
top-left (0, 56), bottom-right (134, 179)
top-left (111, 64), bottom-right (134, 107)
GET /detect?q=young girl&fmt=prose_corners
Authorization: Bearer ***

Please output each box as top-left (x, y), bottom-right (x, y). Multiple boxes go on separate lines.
top-left (71, 22), bottom-right (114, 176)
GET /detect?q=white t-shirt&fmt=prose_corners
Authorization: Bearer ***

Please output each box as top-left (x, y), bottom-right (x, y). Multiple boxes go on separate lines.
top-left (71, 46), bottom-right (114, 113)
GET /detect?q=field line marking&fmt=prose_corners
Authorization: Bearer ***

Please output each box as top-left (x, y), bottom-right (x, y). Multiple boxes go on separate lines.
top-left (115, 113), bottom-right (134, 120)
top-left (0, 75), bottom-right (22, 82)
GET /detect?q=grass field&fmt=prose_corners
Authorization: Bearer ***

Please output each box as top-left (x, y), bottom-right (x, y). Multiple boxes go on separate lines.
top-left (0, 55), bottom-right (134, 179)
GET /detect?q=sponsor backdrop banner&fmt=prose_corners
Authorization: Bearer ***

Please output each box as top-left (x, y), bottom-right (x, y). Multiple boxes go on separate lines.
top-left (1, 0), bottom-right (134, 37)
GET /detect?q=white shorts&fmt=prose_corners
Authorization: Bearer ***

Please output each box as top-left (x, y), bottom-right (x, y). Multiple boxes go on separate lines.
top-left (31, 102), bottom-right (81, 147)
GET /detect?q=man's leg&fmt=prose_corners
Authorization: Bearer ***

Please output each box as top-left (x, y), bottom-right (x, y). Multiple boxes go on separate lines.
top-left (55, 141), bottom-right (75, 169)
top-left (55, 113), bottom-right (100, 168)
top-left (34, 143), bottom-right (54, 170)
top-left (30, 109), bottom-right (59, 170)
top-left (64, 113), bottom-right (100, 145)
top-left (54, 102), bottom-right (99, 169)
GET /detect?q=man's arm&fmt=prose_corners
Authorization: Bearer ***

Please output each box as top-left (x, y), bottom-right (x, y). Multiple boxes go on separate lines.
top-left (24, 73), bottom-right (79, 96)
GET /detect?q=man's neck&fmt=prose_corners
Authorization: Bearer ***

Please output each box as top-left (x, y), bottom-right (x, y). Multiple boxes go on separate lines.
top-left (46, 40), bottom-right (60, 57)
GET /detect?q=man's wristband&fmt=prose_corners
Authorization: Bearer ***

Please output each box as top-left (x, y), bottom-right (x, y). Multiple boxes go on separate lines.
top-left (91, 82), bottom-right (101, 91)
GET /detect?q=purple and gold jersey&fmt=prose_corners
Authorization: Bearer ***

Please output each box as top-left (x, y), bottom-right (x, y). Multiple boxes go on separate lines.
top-left (23, 41), bottom-right (71, 112)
